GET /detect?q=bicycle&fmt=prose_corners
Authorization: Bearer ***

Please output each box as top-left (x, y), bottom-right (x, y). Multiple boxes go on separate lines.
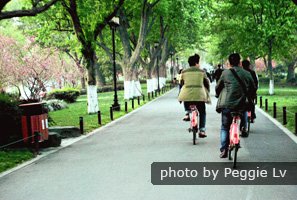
top-left (187, 105), bottom-right (199, 145)
top-left (228, 112), bottom-right (241, 168)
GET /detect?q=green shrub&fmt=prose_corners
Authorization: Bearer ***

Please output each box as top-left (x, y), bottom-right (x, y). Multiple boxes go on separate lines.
top-left (47, 88), bottom-right (80, 103)
top-left (44, 99), bottom-right (68, 112)
top-left (0, 93), bottom-right (22, 145)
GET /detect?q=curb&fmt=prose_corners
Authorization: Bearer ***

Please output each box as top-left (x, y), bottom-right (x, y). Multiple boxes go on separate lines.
top-left (0, 87), bottom-right (176, 178)
top-left (255, 105), bottom-right (297, 144)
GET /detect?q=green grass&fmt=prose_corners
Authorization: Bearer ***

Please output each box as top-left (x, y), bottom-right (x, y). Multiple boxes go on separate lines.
top-left (0, 150), bottom-right (34, 173)
top-left (49, 84), bottom-right (155, 132)
top-left (257, 83), bottom-right (297, 134)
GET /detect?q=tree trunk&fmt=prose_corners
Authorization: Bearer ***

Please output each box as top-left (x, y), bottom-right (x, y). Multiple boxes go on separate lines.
top-left (81, 76), bottom-right (86, 90)
top-left (84, 47), bottom-right (99, 114)
top-left (95, 65), bottom-right (105, 87)
top-left (267, 38), bottom-right (274, 95)
top-left (286, 59), bottom-right (297, 82)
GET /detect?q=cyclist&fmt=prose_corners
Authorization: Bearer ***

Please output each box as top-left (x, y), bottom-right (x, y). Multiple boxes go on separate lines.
top-left (178, 54), bottom-right (211, 138)
top-left (242, 60), bottom-right (258, 123)
top-left (214, 64), bottom-right (224, 82)
top-left (216, 53), bottom-right (256, 158)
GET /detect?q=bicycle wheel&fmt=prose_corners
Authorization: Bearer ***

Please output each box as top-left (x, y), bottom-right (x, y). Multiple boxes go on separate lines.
top-left (193, 129), bottom-right (197, 145)
top-left (233, 144), bottom-right (239, 168)
top-left (228, 146), bottom-right (232, 160)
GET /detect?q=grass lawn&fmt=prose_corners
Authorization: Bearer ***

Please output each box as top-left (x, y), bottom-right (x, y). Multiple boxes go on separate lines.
top-left (49, 84), bottom-right (159, 132)
top-left (257, 83), bottom-right (297, 134)
top-left (0, 150), bottom-right (34, 173)
top-left (0, 84), bottom-right (171, 173)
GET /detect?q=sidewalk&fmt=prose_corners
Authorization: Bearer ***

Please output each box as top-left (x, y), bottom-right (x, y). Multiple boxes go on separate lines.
top-left (0, 84), bottom-right (297, 200)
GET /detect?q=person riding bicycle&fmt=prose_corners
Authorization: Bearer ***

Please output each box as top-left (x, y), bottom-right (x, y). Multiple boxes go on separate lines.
top-left (242, 60), bottom-right (258, 123)
top-left (178, 54), bottom-right (211, 138)
top-left (216, 53), bottom-right (256, 158)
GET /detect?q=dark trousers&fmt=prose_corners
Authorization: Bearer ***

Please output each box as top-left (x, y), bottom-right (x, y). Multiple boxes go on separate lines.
top-left (184, 101), bottom-right (206, 132)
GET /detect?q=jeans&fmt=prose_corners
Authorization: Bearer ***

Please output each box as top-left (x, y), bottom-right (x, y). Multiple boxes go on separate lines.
top-left (184, 101), bottom-right (206, 132)
top-left (220, 108), bottom-right (233, 152)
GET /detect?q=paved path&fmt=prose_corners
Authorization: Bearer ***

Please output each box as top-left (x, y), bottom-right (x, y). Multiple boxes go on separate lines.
top-left (1, 83), bottom-right (297, 200)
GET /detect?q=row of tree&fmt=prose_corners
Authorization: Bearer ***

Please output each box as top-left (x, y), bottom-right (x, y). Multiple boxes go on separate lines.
top-left (0, 0), bottom-right (296, 113)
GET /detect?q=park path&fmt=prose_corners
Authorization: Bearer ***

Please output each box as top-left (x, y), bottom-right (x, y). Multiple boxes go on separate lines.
top-left (0, 83), bottom-right (297, 200)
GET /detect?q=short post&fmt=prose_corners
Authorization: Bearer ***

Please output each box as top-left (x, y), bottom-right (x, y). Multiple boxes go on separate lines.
top-left (125, 101), bottom-right (128, 112)
top-left (34, 131), bottom-right (40, 156)
top-left (142, 94), bottom-right (145, 102)
top-left (137, 96), bottom-right (140, 105)
top-left (155, 90), bottom-right (157, 97)
top-left (97, 111), bottom-right (101, 125)
top-left (273, 102), bottom-right (277, 118)
top-left (152, 91), bottom-right (154, 99)
top-left (148, 93), bottom-right (150, 101)
top-left (79, 117), bottom-right (84, 134)
top-left (260, 96), bottom-right (263, 108)
top-left (295, 113), bottom-right (297, 135)
top-left (283, 107), bottom-right (287, 125)
top-left (132, 98), bottom-right (135, 109)
top-left (110, 107), bottom-right (113, 120)
top-left (265, 99), bottom-right (268, 111)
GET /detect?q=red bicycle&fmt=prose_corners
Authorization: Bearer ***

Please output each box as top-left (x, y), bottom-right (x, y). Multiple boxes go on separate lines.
top-left (228, 112), bottom-right (241, 168)
top-left (187, 105), bottom-right (199, 145)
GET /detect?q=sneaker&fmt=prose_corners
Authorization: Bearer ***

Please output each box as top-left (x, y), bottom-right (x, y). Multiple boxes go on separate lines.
top-left (220, 150), bottom-right (228, 158)
top-left (183, 115), bottom-right (190, 121)
top-left (241, 129), bottom-right (249, 137)
top-left (199, 132), bottom-right (207, 138)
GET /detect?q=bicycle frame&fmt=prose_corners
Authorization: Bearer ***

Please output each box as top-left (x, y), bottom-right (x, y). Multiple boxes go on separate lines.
top-left (229, 115), bottom-right (240, 146)
top-left (229, 113), bottom-right (241, 168)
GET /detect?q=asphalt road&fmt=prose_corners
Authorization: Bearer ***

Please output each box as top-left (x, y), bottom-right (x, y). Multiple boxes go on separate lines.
top-left (1, 83), bottom-right (297, 200)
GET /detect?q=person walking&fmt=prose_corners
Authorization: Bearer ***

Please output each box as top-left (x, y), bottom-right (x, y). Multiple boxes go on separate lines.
top-left (216, 53), bottom-right (256, 158)
top-left (178, 54), bottom-right (211, 138)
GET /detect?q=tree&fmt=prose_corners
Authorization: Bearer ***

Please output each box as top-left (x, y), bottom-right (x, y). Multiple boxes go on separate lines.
top-left (207, 0), bottom-right (297, 93)
top-left (0, 35), bottom-right (81, 99)
top-left (0, 0), bottom-right (59, 20)
top-left (60, 0), bottom-right (124, 113)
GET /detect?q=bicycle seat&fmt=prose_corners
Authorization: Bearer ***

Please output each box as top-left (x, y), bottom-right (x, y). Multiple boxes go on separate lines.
top-left (189, 105), bottom-right (197, 110)
top-left (231, 112), bottom-right (242, 117)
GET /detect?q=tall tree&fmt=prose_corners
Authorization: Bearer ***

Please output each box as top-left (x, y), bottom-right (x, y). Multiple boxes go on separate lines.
top-left (60, 0), bottom-right (124, 113)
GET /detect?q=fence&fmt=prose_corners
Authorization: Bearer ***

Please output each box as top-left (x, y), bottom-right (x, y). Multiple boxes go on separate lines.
top-left (258, 96), bottom-right (297, 135)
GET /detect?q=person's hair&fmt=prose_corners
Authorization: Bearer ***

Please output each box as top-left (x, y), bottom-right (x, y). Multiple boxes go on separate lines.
top-left (218, 64), bottom-right (221, 68)
top-left (228, 53), bottom-right (240, 66)
top-left (242, 60), bottom-right (250, 71)
top-left (188, 54), bottom-right (200, 66)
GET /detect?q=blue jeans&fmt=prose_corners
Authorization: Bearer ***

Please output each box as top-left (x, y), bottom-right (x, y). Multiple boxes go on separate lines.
top-left (184, 101), bottom-right (206, 132)
top-left (220, 108), bottom-right (233, 152)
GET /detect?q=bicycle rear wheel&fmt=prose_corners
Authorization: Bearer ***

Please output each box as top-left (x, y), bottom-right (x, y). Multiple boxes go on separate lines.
top-left (233, 144), bottom-right (240, 168)
top-left (193, 129), bottom-right (197, 145)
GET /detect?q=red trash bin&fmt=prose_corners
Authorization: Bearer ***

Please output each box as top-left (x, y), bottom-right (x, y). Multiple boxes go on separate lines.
top-left (19, 102), bottom-right (49, 143)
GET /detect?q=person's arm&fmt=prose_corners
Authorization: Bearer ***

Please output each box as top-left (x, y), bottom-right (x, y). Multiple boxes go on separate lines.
top-left (180, 72), bottom-right (184, 87)
top-left (203, 72), bottom-right (210, 91)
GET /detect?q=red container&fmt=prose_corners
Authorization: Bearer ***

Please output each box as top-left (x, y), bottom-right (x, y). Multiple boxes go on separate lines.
top-left (20, 103), bottom-right (49, 143)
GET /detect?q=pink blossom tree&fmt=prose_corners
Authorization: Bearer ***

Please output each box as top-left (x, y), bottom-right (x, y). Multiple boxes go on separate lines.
top-left (0, 35), bottom-right (82, 100)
